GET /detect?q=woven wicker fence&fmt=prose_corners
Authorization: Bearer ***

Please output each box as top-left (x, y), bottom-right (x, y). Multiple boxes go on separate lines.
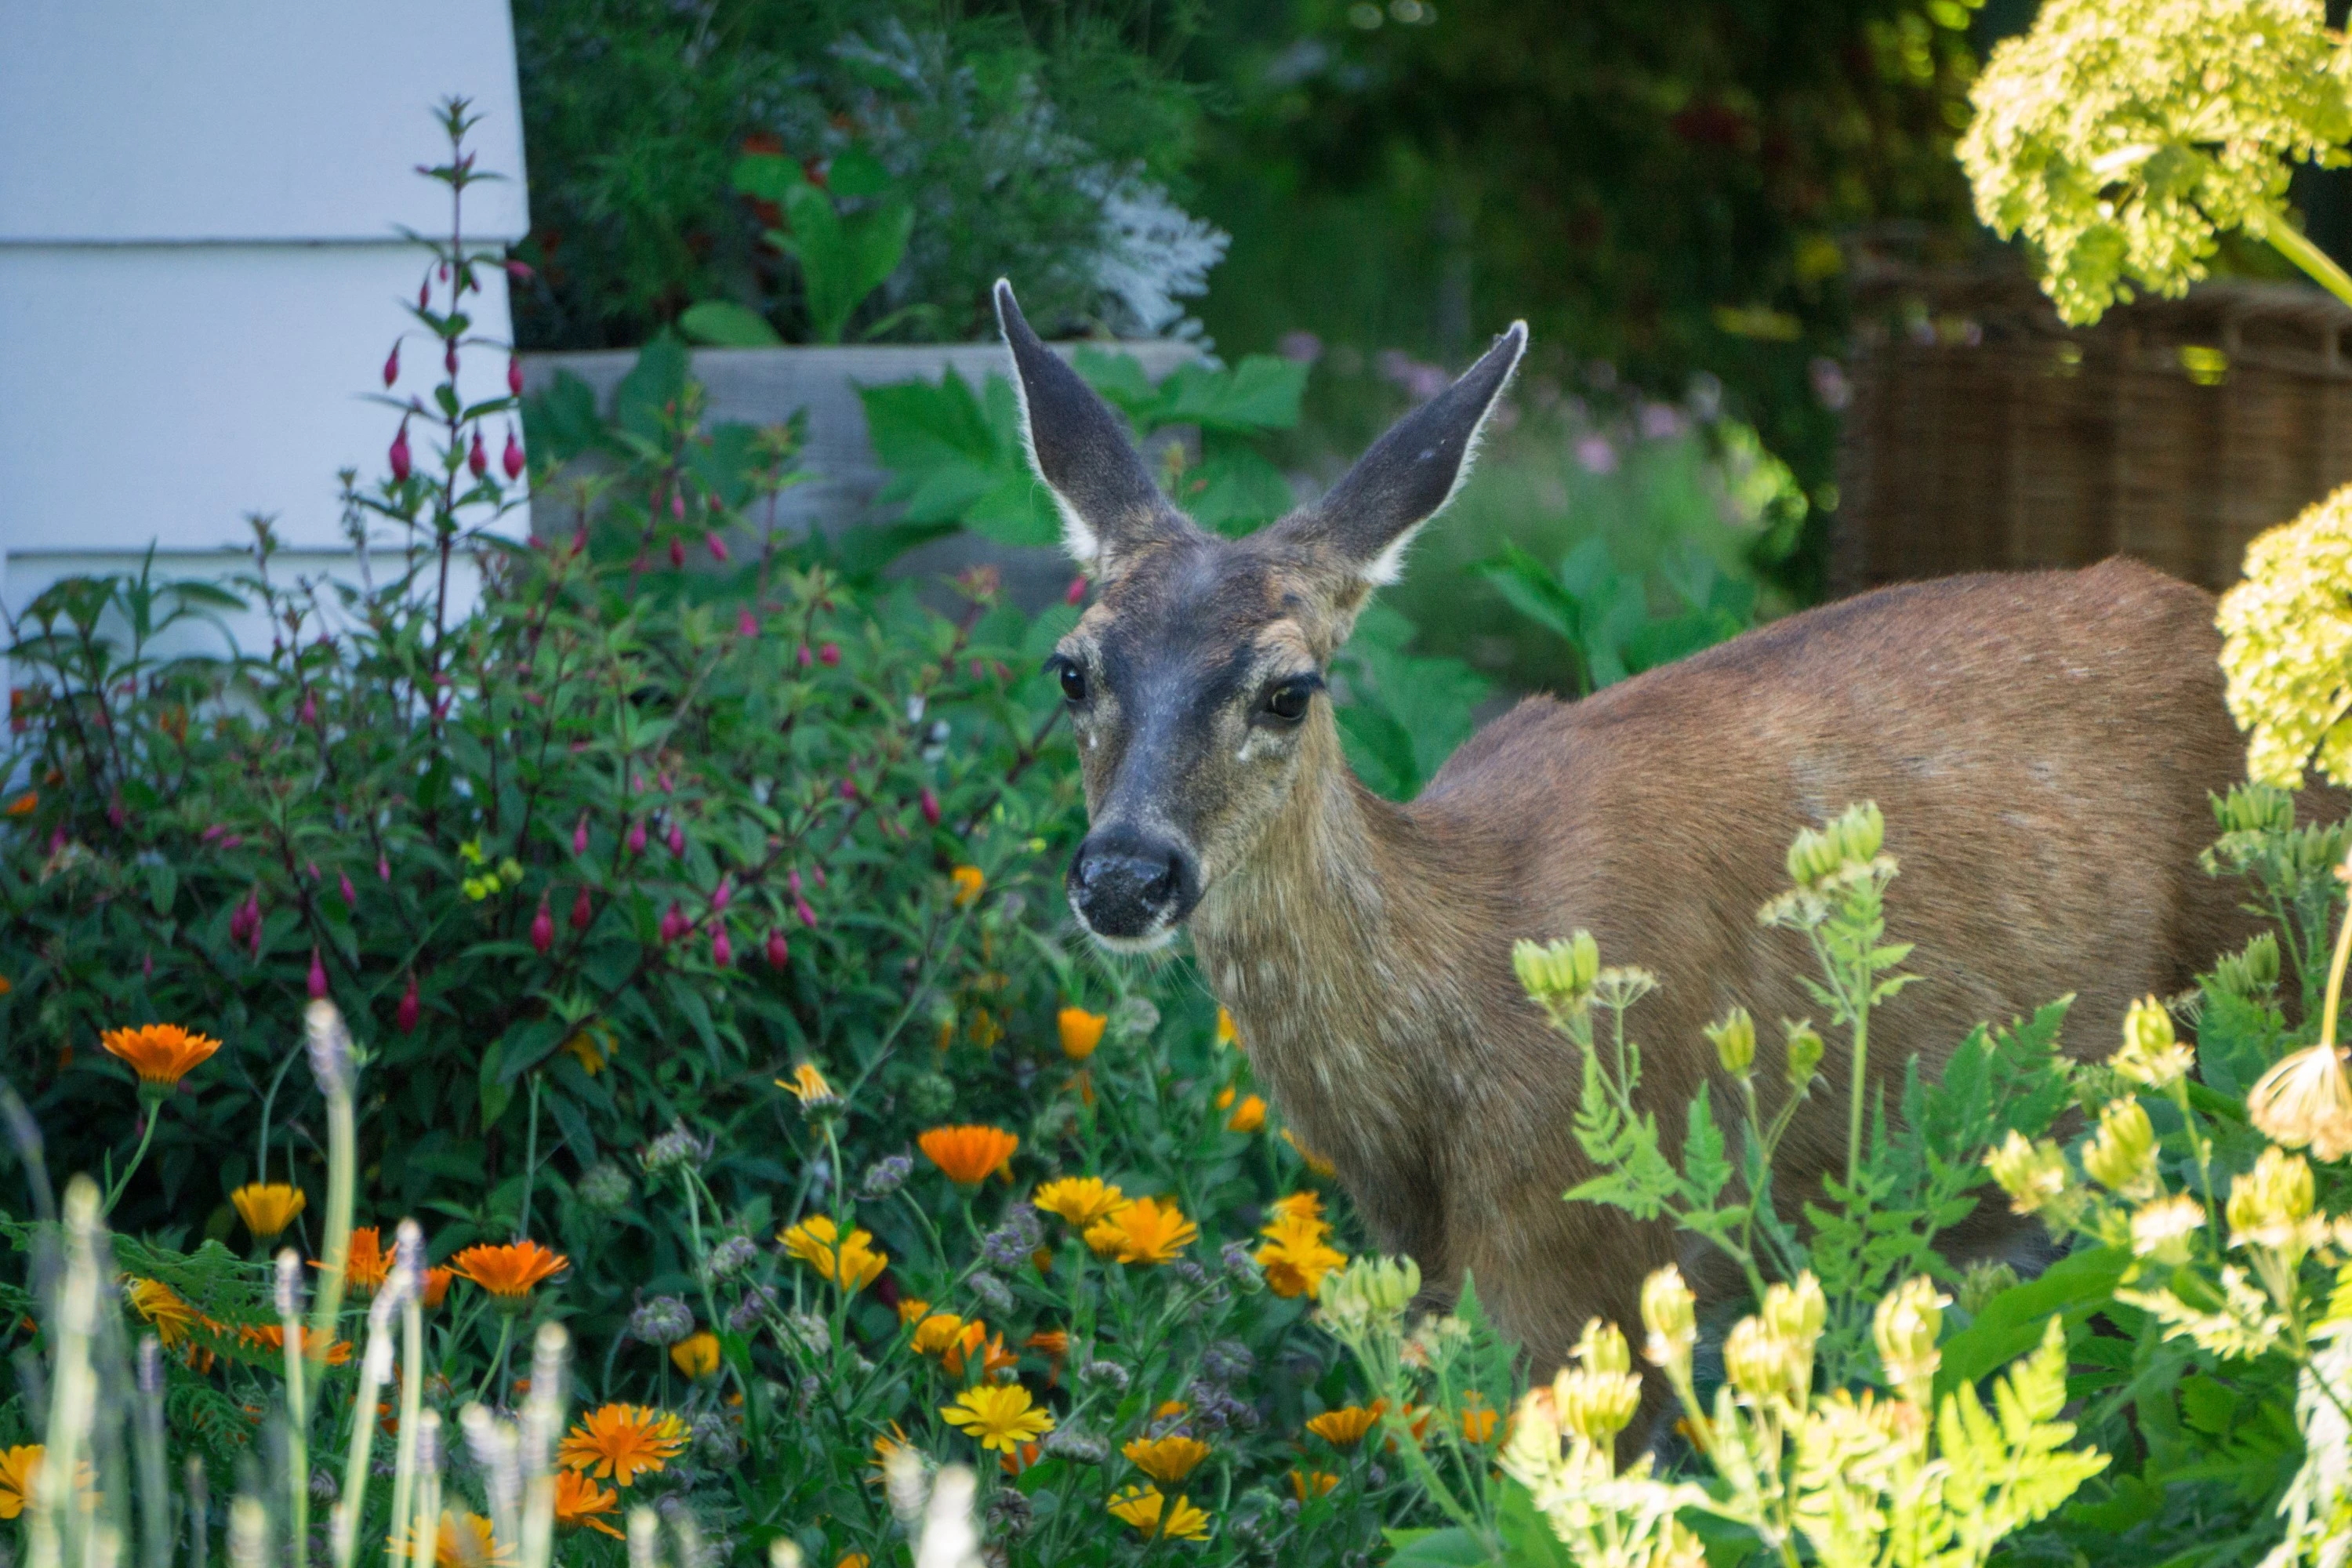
top-left (1834, 271), bottom-right (2352, 592)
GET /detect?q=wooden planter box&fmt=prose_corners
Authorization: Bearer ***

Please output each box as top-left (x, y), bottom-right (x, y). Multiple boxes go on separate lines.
top-left (1833, 270), bottom-right (2352, 593)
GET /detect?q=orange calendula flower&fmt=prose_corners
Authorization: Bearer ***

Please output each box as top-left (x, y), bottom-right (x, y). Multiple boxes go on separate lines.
top-left (1226, 1095), bottom-right (1266, 1134)
top-left (999, 1439), bottom-right (1042, 1475)
top-left (1289, 1469), bottom-right (1339, 1503)
top-left (1255, 1211), bottom-right (1346, 1300)
top-left (1279, 1128), bottom-right (1337, 1177)
top-left (561, 1029), bottom-right (608, 1076)
top-left (780, 1215), bottom-right (887, 1291)
top-left (1033, 1175), bottom-right (1129, 1228)
top-left (869, 1421), bottom-right (914, 1483)
top-left (1025, 1329), bottom-right (1069, 1359)
top-left (1269, 1192), bottom-right (1325, 1225)
top-left (552, 1470), bottom-right (624, 1538)
top-left (1124, 1434), bottom-right (1210, 1483)
top-left (2, 793), bottom-right (36, 818)
top-left (314, 1226), bottom-right (390, 1295)
top-left (100, 1023), bottom-right (222, 1091)
top-left (1459, 1392), bottom-right (1497, 1444)
top-left (950, 866), bottom-right (985, 906)
top-left (1084, 1196), bottom-right (1199, 1265)
top-left (919, 1124), bottom-right (1019, 1185)
top-left (778, 1062), bottom-right (839, 1112)
top-left (559, 1404), bottom-right (688, 1487)
top-left (1216, 1007), bottom-right (1241, 1048)
top-left (237, 1323), bottom-right (353, 1365)
top-left (670, 1331), bottom-right (721, 1378)
top-left (230, 1182), bottom-right (306, 1240)
top-left (0, 1445), bottom-right (42, 1519)
top-left (1305, 1403), bottom-right (1385, 1448)
top-left (1058, 1007), bottom-right (1107, 1061)
top-left (125, 1278), bottom-right (204, 1348)
top-left (1108, 1486), bottom-right (1213, 1542)
top-left (390, 1511), bottom-right (511, 1566)
top-left (422, 1266), bottom-right (453, 1308)
top-left (838, 1556), bottom-right (873, 1568)
top-left (911, 1312), bottom-right (980, 1358)
top-left (896, 1297), bottom-right (931, 1327)
top-left (448, 1239), bottom-right (569, 1301)
top-left (942, 1383), bottom-right (1053, 1453)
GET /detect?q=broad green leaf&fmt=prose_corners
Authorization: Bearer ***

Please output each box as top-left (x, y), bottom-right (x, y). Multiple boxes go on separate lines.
top-left (678, 300), bottom-right (782, 347)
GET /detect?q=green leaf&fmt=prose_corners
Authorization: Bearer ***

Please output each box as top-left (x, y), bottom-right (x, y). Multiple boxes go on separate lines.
top-left (615, 339), bottom-right (691, 445)
top-left (1684, 1081), bottom-right (1731, 1203)
top-left (1381, 1526), bottom-right (1491, 1567)
top-left (1936, 1244), bottom-right (2129, 1396)
top-left (729, 151), bottom-right (808, 202)
top-left (678, 301), bottom-right (782, 347)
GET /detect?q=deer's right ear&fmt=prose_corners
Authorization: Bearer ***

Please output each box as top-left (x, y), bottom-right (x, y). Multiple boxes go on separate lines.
top-left (996, 280), bottom-right (1191, 578)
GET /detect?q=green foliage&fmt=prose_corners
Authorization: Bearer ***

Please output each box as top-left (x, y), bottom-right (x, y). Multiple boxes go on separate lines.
top-left (1479, 535), bottom-right (1756, 697)
top-left (512, 0), bottom-right (1214, 349)
top-left (1330, 604), bottom-right (1493, 803)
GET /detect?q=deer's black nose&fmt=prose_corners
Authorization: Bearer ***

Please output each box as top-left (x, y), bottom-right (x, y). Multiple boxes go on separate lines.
top-left (1069, 826), bottom-right (1198, 941)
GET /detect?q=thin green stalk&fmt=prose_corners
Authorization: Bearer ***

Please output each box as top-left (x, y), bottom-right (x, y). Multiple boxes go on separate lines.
top-left (2267, 219), bottom-right (2352, 312)
top-left (103, 1109), bottom-right (162, 1215)
top-left (517, 1073), bottom-right (542, 1240)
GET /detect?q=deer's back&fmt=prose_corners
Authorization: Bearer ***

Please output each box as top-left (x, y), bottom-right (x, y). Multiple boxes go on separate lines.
top-left (1427, 556), bottom-right (2248, 1147)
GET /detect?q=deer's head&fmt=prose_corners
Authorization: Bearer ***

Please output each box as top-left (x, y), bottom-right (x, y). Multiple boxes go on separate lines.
top-left (995, 281), bottom-right (1526, 949)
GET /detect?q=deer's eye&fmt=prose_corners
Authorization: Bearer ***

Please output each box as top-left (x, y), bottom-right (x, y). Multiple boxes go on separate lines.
top-left (1264, 681), bottom-right (1314, 723)
top-left (1057, 661), bottom-right (1088, 703)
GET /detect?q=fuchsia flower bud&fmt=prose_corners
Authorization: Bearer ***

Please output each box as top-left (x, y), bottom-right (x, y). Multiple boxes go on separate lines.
top-left (143, 953), bottom-right (154, 979)
top-left (707, 532), bottom-right (729, 562)
top-left (571, 886), bottom-right (593, 931)
top-left (531, 895), bottom-right (554, 955)
top-left (418, 279), bottom-right (430, 309)
top-left (818, 642), bottom-right (841, 667)
top-left (736, 607), bottom-right (759, 638)
top-left (571, 527), bottom-right (588, 557)
top-left (339, 869), bottom-right (358, 907)
top-left (573, 815), bottom-right (590, 856)
top-left (503, 428), bottom-right (525, 481)
top-left (787, 869), bottom-right (802, 896)
top-left (661, 902), bottom-right (687, 943)
top-left (445, 339), bottom-right (458, 376)
top-left (468, 430), bottom-right (488, 477)
top-left (307, 947), bottom-right (328, 1000)
top-left (796, 896), bottom-right (818, 930)
top-left (249, 909), bottom-right (264, 960)
top-left (711, 877), bottom-right (731, 912)
top-left (201, 824), bottom-right (226, 845)
top-left (503, 260), bottom-right (535, 284)
top-left (710, 927), bottom-right (731, 967)
top-left (397, 973), bottom-right (419, 1033)
top-left (1065, 575), bottom-right (1087, 605)
top-left (813, 866), bottom-right (827, 889)
top-left (390, 421), bottom-right (412, 483)
top-left (765, 930), bottom-right (789, 967)
top-left (508, 354), bottom-right (524, 395)
top-left (796, 644), bottom-right (812, 669)
top-left (230, 899), bottom-right (252, 943)
top-left (107, 797), bottom-right (125, 830)
top-left (667, 819), bottom-right (686, 857)
top-left (626, 818), bottom-right (647, 855)
top-left (383, 343), bottom-right (401, 387)
top-left (306, 860), bottom-right (319, 882)
top-left (378, 853), bottom-right (390, 883)
top-left (920, 786), bottom-right (941, 827)
top-left (299, 691), bottom-right (318, 726)
top-left (669, 536), bottom-right (686, 569)
top-left (837, 778), bottom-right (857, 801)
top-left (671, 491), bottom-right (686, 520)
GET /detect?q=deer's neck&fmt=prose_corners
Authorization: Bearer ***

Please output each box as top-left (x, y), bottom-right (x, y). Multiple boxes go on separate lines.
top-left (1189, 719), bottom-right (1488, 1158)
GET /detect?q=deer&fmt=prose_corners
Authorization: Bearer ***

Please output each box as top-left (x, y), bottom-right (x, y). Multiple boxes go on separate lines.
top-left (990, 278), bottom-right (2267, 1378)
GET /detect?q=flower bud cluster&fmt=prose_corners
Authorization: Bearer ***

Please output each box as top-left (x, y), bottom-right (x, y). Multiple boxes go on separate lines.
top-left (1784, 802), bottom-right (1886, 891)
top-left (1707, 1007), bottom-right (1755, 1076)
top-left (1871, 1276), bottom-right (1947, 1402)
top-left (1723, 1273), bottom-right (1824, 1408)
top-left (2110, 996), bottom-right (2194, 1090)
top-left (1985, 1131), bottom-right (2078, 1223)
top-left (2082, 1098), bottom-right (2158, 1200)
top-left (1513, 931), bottom-right (1601, 1023)
top-left (1315, 1254), bottom-right (1421, 1338)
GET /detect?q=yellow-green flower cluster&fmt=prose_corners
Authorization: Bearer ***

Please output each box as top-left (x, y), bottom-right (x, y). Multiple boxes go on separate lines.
top-left (1958, 0), bottom-right (2352, 325)
top-left (2217, 488), bottom-right (2352, 790)
top-left (457, 838), bottom-right (525, 902)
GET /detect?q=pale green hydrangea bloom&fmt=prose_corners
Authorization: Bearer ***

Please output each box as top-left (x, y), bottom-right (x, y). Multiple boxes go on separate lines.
top-left (1958, 0), bottom-right (2352, 325)
top-left (2217, 489), bottom-right (2352, 789)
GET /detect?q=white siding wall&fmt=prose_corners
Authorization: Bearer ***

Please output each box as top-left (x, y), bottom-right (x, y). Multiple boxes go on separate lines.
top-left (0, 0), bottom-right (529, 659)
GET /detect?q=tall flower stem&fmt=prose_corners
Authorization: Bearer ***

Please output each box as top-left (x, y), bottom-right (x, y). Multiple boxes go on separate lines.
top-left (103, 1107), bottom-right (162, 1214)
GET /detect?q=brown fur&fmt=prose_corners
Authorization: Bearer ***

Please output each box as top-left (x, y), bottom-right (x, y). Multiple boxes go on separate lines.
top-left (990, 283), bottom-right (2277, 1379)
top-left (1184, 557), bottom-right (2259, 1373)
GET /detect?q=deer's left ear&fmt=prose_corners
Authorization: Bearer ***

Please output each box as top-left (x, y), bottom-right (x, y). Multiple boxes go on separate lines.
top-left (1272, 321), bottom-right (1526, 589)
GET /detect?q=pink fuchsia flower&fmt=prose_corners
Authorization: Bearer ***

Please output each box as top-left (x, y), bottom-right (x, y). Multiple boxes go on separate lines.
top-left (503, 260), bottom-right (535, 285)
top-left (765, 930), bottom-right (789, 967)
top-left (503, 428), bottom-right (525, 481)
top-left (339, 870), bottom-right (357, 908)
top-left (710, 927), bottom-right (731, 967)
top-left (444, 339), bottom-right (458, 376)
top-left (383, 344), bottom-right (401, 387)
top-left (397, 974), bottom-right (420, 1033)
top-left (573, 816), bottom-right (590, 856)
top-left (531, 895), bottom-right (554, 955)
top-left (390, 422), bottom-right (412, 483)
top-left (660, 902), bottom-right (688, 944)
top-left (377, 854), bottom-right (390, 884)
top-left (795, 897), bottom-right (818, 930)
top-left (1065, 576), bottom-right (1087, 606)
top-left (796, 644), bottom-right (812, 669)
top-left (298, 691), bottom-right (318, 726)
top-left (507, 353), bottom-right (524, 394)
top-left (468, 430), bottom-right (488, 478)
top-left (670, 491), bottom-right (685, 521)
top-left (669, 536), bottom-right (686, 568)
top-left (920, 787), bottom-right (941, 827)
top-left (666, 820), bottom-right (686, 858)
top-left (736, 607), bottom-right (759, 638)
top-left (418, 278), bottom-right (430, 309)
top-left (308, 947), bottom-right (328, 1000)
top-left (818, 643), bottom-right (841, 667)
top-left (707, 532), bottom-right (729, 562)
top-left (710, 877), bottom-right (731, 913)
top-left (571, 887), bottom-right (593, 931)
top-left (626, 818), bottom-right (647, 855)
